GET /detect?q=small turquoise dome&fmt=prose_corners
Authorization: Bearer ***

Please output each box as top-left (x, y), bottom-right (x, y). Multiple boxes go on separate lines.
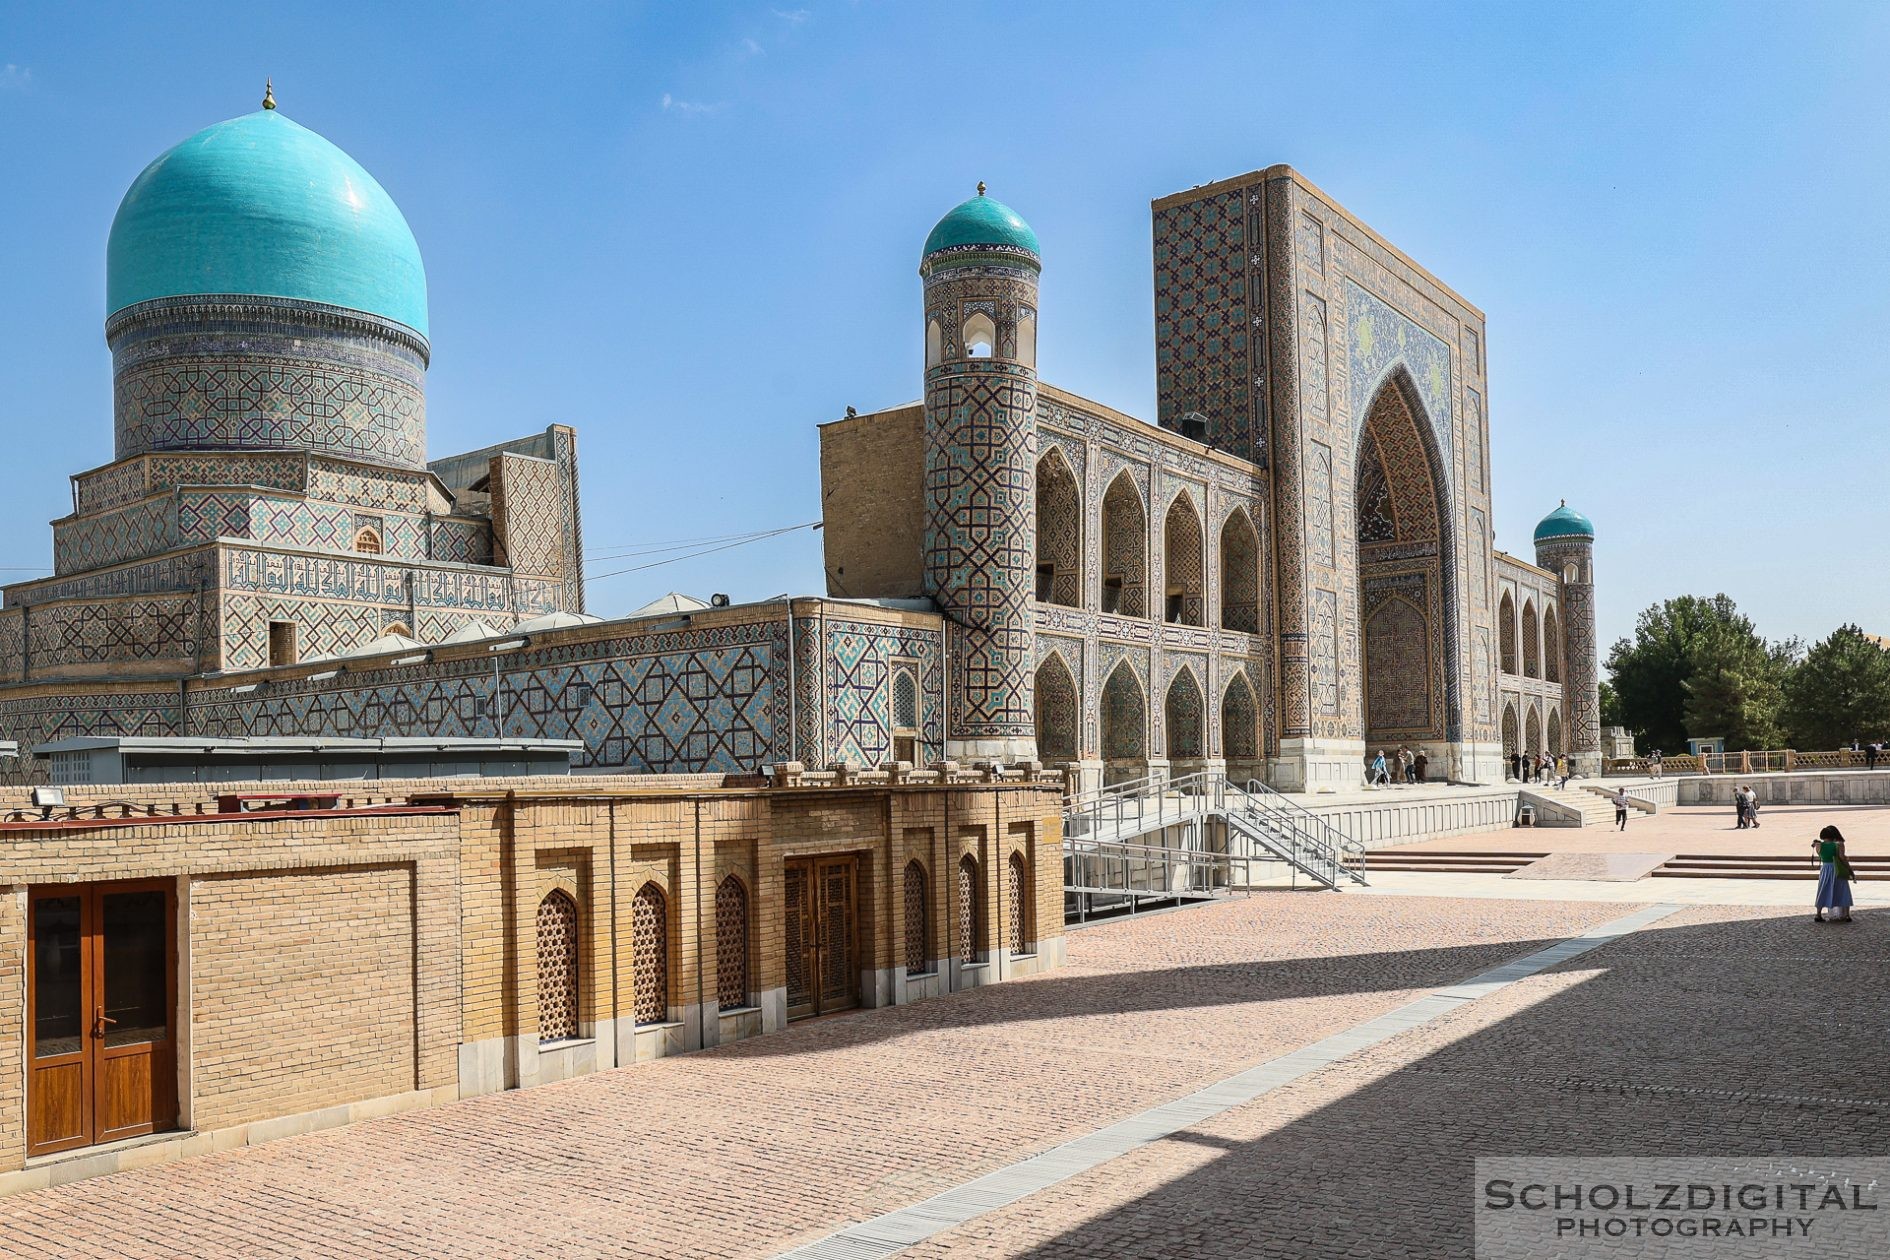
top-left (922, 191), bottom-right (1039, 262)
top-left (108, 109), bottom-right (428, 337)
top-left (1534, 501), bottom-right (1595, 543)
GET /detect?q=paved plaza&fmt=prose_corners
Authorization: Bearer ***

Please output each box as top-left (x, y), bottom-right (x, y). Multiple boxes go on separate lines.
top-left (5, 808), bottom-right (1885, 1260)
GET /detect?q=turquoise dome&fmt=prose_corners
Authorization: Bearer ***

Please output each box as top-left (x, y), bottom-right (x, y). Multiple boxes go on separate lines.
top-left (107, 109), bottom-right (428, 337)
top-left (922, 192), bottom-right (1039, 261)
top-left (1534, 501), bottom-right (1595, 543)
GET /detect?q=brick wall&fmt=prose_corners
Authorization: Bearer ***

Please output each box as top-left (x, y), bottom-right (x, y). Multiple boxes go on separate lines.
top-left (818, 406), bottom-right (926, 600)
top-left (189, 865), bottom-right (418, 1130)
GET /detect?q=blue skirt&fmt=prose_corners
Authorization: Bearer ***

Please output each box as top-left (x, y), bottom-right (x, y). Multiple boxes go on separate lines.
top-left (1816, 862), bottom-right (1854, 909)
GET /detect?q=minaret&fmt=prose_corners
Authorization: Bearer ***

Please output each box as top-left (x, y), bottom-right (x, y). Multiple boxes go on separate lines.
top-left (1534, 502), bottom-right (1600, 774)
top-left (920, 185), bottom-right (1042, 764)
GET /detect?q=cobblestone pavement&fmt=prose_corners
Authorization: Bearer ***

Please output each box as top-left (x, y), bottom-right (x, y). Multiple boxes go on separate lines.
top-left (0, 895), bottom-right (1626, 1259)
top-left (904, 903), bottom-right (1890, 1258)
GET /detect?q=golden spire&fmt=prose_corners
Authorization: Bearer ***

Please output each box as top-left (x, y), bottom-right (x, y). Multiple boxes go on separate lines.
top-left (977, 181), bottom-right (986, 196)
top-left (262, 80), bottom-right (276, 110)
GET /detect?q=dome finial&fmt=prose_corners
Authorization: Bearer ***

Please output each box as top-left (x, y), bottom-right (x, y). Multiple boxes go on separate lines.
top-left (262, 79), bottom-right (276, 110)
top-left (976, 181), bottom-right (986, 197)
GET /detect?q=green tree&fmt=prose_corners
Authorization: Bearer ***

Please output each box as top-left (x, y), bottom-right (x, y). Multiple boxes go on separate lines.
top-left (1604, 594), bottom-right (1794, 752)
top-left (1780, 625), bottom-right (1890, 749)
top-left (1598, 679), bottom-right (1623, 728)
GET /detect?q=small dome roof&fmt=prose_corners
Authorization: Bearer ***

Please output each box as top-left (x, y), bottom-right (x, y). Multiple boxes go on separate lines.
top-left (922, 190), bottom-right (1039, 262)
top-left (107, 108), bottom-right (428, 336)
top-left (1534, 501), bottom-right (1595, 543)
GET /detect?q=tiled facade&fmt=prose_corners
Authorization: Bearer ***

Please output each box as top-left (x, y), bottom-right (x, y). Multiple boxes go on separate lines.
top-left (827, 166), bottom-right (1602, 790)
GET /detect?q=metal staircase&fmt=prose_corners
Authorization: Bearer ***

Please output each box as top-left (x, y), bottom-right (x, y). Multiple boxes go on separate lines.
top-left (1063, 772), bottom-right (1366, 921)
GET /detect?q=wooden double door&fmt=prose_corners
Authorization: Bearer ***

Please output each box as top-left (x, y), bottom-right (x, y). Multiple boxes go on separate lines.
top-left (28, 881), bottom-right (178, 1156)
top-left (783, 856), bottom-right (858, 1020)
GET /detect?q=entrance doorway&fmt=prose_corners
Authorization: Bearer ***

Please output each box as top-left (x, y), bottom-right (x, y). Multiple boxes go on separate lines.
top-left (783, 856), bottom-right (858, 1020)
top-left (28, 880), bottom-right (177, 1156)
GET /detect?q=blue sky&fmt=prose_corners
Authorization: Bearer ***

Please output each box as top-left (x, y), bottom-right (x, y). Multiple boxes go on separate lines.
top-left (2, 1), bottom-right (1886, 651)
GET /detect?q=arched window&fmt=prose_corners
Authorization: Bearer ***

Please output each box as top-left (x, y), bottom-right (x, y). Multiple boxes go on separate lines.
top-left (1165, 668), bottom-right (1205, 760)
top-left (1499, 592), bottom-right (1517, 675)
top-left (1524, 706), bottom-right (1542, 755)
top-left (714, 875), bottom-right (748, 1010)
top-left (891, 666), bottom-right (920, 764)
top-left (962, 311), bottom-right (996, 359)
top-left (903, 860), bottom-right (929, 976)
top-left (1547, 707), bottom-right (1563, 758)
top-left (1220, 509), bottom-right (1260, 633)
top-left (353, 526), bottom-right (383, 555)
top-left (925, 318), bottom-right (943, 369)
top-left (1034, 653), bottom-right (1080, 764)
top-left (1522, 600), bottom-right (1541, 679)
top-left (1100, 473), bottom-right (1147, 618)
top-left (1006, 851), bottom-right (1030, 954)
top-left (1101, 661), bottom-right (1147, 767)
top-left (1222, 672), bottom-right (1260, 762)
top-left (631, 882), bottom-right (669, 1026)
top-left (957, 855), bottom-right (981, 964)
top-left (1163, 492), bottom-right (1205, 626)
top-left (1034, 448), bottom-right (1082, 607)
top-left (1543, 606), bottom-right (1562, 684)
top-left (1502, 702), bottom-right (1519, 757)
top-left (535, 890), bottom-right (580, 1042)
top-left (1015, 309), bottom-right (1037, 368)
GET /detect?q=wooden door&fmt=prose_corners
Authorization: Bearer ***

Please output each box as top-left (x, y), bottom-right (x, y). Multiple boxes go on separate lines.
top-left (28, 881), bottom-right (177, 1156)
top-left (783, 857), bottom-right (858, 1020)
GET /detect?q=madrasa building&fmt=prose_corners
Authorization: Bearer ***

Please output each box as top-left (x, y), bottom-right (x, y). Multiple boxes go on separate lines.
top-left (0, 97), bottom-right (1601, 790)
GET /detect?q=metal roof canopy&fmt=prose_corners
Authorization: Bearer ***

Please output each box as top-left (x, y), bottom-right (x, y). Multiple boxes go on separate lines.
top-left (31, 736), bottom-right (583, 786)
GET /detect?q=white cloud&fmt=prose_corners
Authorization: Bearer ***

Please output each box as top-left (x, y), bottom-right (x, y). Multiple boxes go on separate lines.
top-left (741, 37), bottom-right (764, 57)
top-left (1, 64), bottom-right (31, 91)
top-left (771, 8), bottom-right (810, 23)
top-left (660, 92), bottom-right (726, 118)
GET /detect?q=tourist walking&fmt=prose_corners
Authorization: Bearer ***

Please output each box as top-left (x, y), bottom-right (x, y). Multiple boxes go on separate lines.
top-left (1369, 750), bottom-right (1389, 787)
top-left (1510, 751), bottom-right (1522, 782)
top-left (1612, 786), bottom-right (1630, 831)
top-left (1398, 746), bottom-right (1414, 785)
top-left (1556, 755), bottom-right (1572, 789)
top-left (1649, 748), bottom-right (1663, 778)
top-left (1813, 825), bottom-right (1855, 923)
top-left (1734, 785), bottom-right (1750, 829)
top-left (1414, 751), bottom-right (1429, 784)
top-left (1869, 742), bottom-right (1881, 772)
top-left (1748, 788), bottom-right (1761, 829)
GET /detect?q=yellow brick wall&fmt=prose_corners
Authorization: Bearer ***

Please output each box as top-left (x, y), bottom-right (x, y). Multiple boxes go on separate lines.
top-left (818, 406), bottom-right (926, 599)
top-left (189, 865), bottom-right (417, 1131)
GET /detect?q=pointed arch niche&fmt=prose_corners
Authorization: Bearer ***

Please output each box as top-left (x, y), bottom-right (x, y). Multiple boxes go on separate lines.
top-left (1352, 371), bottom-right (1458, 750)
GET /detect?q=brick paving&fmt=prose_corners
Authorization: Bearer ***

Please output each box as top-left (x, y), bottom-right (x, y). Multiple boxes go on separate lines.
top-left (904, 903), bottom-right (1890, 1258)
top-left (0, 894), bottom-right (1625, 1259)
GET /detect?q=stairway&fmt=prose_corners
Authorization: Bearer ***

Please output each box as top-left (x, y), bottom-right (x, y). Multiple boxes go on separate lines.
top-left (1062, 772), bottom-right (1366, 920)
top-left (1654, 854), bottom-right (1890, 881)
top-left (1519, 783), bottom-right (1619, 828)
top-left (1365, 849), bottom-right (1546, 875)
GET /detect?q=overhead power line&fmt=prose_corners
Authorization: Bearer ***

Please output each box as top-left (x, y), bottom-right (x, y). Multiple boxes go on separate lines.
top-left (587, 521), bottom-right (821, 583)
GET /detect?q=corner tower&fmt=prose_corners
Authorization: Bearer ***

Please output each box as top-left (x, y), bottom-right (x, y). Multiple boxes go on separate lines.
top-left (1535, 502), bottom-right (1600, 774)
top-left (920, 187), bottom-right (1041, 764)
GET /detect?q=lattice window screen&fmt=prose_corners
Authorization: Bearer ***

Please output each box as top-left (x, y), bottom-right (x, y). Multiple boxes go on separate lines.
top-left (632, 883), bottom-right (669, 1025)
top-left (1007, 852), bottom-right (1029, 953)
top-left (957, 856), bottom-right (980, 964)
top-left (536, 890), bottom-right (580, 1041)
top-left (715, 876), bottom-right (749, 1010)
top-left (903, 862), bottom-right (928, 975)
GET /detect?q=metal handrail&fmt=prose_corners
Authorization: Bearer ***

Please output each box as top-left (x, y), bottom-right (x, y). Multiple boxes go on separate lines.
top-left (1061, 769), bottom-right (1366, 891)
top-left (1240, 778), bottom-right (1367, 881)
